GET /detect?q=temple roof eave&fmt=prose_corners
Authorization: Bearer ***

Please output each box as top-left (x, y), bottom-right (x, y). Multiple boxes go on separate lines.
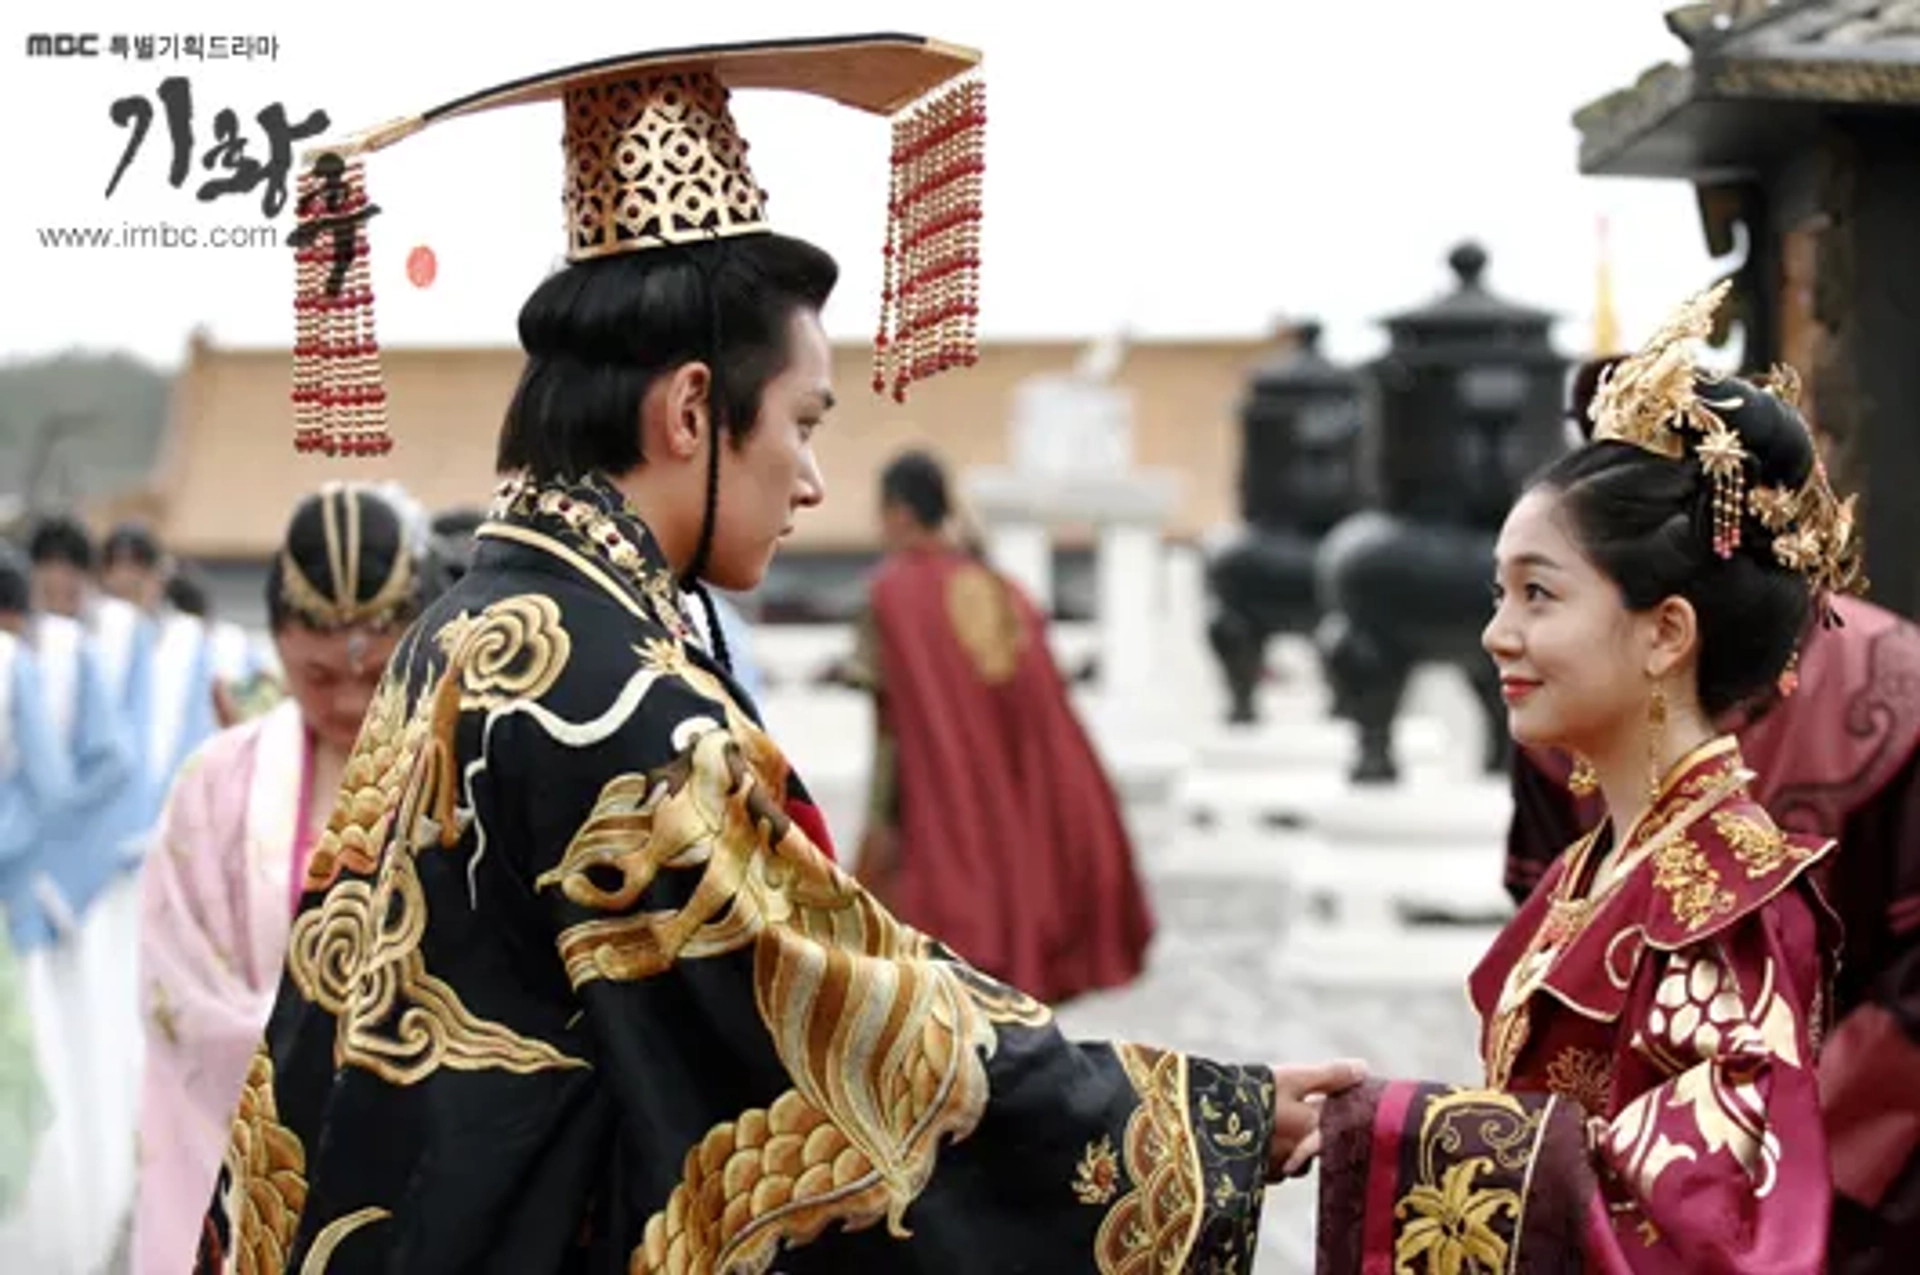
top-left (1574, 51), bottom-right (1920, 179)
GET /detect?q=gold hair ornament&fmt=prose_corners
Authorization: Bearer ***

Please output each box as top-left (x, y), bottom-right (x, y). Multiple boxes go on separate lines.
top-left (277, 483), bottom-right (419, 632)
top-left (1586, 281), bottom-right (1867, 620)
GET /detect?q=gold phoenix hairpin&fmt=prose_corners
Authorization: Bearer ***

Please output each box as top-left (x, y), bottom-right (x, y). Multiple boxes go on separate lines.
top-left (1586, 281), bottom-right (1866, 609)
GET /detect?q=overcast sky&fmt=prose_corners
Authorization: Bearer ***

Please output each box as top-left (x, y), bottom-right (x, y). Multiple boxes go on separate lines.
top-left (1, 1), bottom-right (1725, 373)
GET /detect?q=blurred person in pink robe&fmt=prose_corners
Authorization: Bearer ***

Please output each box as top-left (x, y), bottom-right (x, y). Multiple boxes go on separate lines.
top-left (132, 483), bottom-right (428, 1275)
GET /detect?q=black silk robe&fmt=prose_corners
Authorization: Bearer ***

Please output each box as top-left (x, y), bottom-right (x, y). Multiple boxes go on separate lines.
top-left (192, 472), bottom-right (1280, 1275)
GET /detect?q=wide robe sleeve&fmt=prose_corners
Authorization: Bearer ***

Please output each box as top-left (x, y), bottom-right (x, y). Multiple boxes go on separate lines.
top-left (505, 644), bottom-right (1279, 1274)
top-left (1318, 897), bottom-right (1831, 1275)
top-left (136, 732), bottom-right (276, 1119)
top-left (135, 727), bottom-right (285, 1275)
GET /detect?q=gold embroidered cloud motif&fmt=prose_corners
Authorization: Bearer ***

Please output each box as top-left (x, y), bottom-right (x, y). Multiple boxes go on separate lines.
top-left (434, 593), bottom-right (572, 711)
top-left (286, 603), bottom-right (588, 1086)
top-left (537, 718), bottom-right (1048, 1274)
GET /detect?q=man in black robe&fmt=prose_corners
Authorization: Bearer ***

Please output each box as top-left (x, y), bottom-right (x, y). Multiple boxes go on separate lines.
top-left (192, 35), bottom-right (1363, 1275)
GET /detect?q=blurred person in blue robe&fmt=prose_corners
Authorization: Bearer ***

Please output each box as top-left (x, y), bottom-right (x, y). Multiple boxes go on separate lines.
top-left (103, 523), bottom-right (220, 834)
top-left (25, 516), bottom-right (176, 1263)
top-left (165, 565), bottom-right (271, 702)
top-left (0, 543), bottom-right (85, 1264)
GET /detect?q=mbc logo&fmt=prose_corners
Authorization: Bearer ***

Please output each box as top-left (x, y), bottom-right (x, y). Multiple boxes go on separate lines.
top-left (25, 33), bottom-right (101, 57)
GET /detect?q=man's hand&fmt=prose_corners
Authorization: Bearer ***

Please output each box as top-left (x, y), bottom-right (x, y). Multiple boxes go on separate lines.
top-left (1267, 1058), bottom-right (1368, 1182)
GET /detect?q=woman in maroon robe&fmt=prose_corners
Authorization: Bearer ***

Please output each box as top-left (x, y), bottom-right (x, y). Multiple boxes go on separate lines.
top-left (844, 449), bottom-right (1153, 1005)
top-left (1506, 362), bottom-right (1920, 1275)
top-left (1317, 285), bottom-right (1859, 1272)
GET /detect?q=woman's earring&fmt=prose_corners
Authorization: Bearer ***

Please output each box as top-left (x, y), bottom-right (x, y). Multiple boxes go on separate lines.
top-left (1646, 679), bottom-right (1669, 803)
top-left (1568, 754), bottom-right (1599, 798)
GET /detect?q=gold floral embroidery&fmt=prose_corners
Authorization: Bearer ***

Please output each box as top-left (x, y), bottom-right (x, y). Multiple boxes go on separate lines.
top-left (1092, 1045), bottom-right (1202, 1275)
top-left (1199, 1091), bottom-right (1261, 1153)
top-left (215, 1047), bottom-right (308, 1275)
top-left (1603, 1095), bottom-right (1699, 1206)
top-left (1678, 756), bottom-right (1742, 800)
top-left (285, 674), bottom-right (586, 1086)
top-left (1392, 1090), bottom-right (1541, 1275)
top-left (1543, 1046), bottom-right (1612, 1115)
top-left (1537, 895), bottom-right (1594, 948)
top-left (1712, 810), bottom-right (1811, 880)
top-left (1650, 836), bottom-right (1736, 933)
top-left (1073, 1135), bottom-right (1121, 1206)
top-left (1394, 1159), bottom-right (1520, 1273)
top-left (540, 714), bottom-right (1050, 1275)
top-left (1611, 947), bottom-right (1801, 1199)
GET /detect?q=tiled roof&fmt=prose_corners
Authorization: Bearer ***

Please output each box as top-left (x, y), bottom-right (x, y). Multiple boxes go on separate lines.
top-left (1574, 1), bottom-right (1920, 177)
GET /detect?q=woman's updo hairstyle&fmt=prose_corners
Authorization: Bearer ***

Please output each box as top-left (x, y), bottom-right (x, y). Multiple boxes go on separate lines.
top-left (1528, 370), bottom-right (1824, 723)
top-left (266, 482), bottom-right (426, 634)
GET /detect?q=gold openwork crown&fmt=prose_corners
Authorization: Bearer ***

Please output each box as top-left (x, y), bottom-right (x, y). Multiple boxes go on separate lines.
top-left (1587, 281), bottom-right (1866, 608)
top-left (287, 36), bottom-right (984, 458)
top-left (565, 73), bottom-right (769, 259)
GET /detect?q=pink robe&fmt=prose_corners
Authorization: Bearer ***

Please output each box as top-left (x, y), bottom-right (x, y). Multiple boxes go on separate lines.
top-left (132, 699), bottom-right (313, 1275)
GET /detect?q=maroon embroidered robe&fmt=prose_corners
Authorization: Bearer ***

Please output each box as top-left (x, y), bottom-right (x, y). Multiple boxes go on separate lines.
top-left (1506, 594), bottom-right (1920, 1270)
top-left (1320, 738), bottom-right (1841, 1273)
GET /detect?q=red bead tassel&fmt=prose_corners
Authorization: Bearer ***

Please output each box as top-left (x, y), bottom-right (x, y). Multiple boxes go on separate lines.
top-left (291, 164), bottom-right (329, 454)
top-left (289, 157), bottom-right (391, 456)
top-left (877, 75), bottom-right (984, 403)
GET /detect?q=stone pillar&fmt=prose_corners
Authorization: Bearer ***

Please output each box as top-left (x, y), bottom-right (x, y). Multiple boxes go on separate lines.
top-left (966, 468), bottom-right (1180, 704)
top-left (1096, 521), bottom-right (1158, 697)
top-left (987, 521), bottom-right (1052, 614)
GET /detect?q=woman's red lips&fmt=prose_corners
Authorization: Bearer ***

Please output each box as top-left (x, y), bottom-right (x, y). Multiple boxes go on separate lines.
top-left (1500, 676), bottom-right (1542, 703)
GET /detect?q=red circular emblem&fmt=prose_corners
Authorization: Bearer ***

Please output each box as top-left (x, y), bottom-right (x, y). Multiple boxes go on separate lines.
top-left (406, 245), bottom-right (438, 289)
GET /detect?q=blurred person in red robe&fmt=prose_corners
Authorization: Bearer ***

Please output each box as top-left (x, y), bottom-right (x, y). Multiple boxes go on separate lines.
top-left (1316, 284), bottom-right (1854, 1271)
top-left (842, 449), bottom-right (1153, 1005)
top-left (1505, 355), bottom-right (1920, 1275)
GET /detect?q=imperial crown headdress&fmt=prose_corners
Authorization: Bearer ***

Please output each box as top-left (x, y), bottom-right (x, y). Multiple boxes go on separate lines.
top-left (1586, 281), bottom-right (1866, 614)
top-left (287, 34), bottom-right (985, 457)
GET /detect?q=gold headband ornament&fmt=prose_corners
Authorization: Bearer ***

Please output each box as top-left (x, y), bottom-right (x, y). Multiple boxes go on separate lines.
top-left (1586, 280), bottom-right (1866, 613)
top-left (276, 482), bottom-right (418, 633)
top-left (289, 35), bottom-right (985, 457)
